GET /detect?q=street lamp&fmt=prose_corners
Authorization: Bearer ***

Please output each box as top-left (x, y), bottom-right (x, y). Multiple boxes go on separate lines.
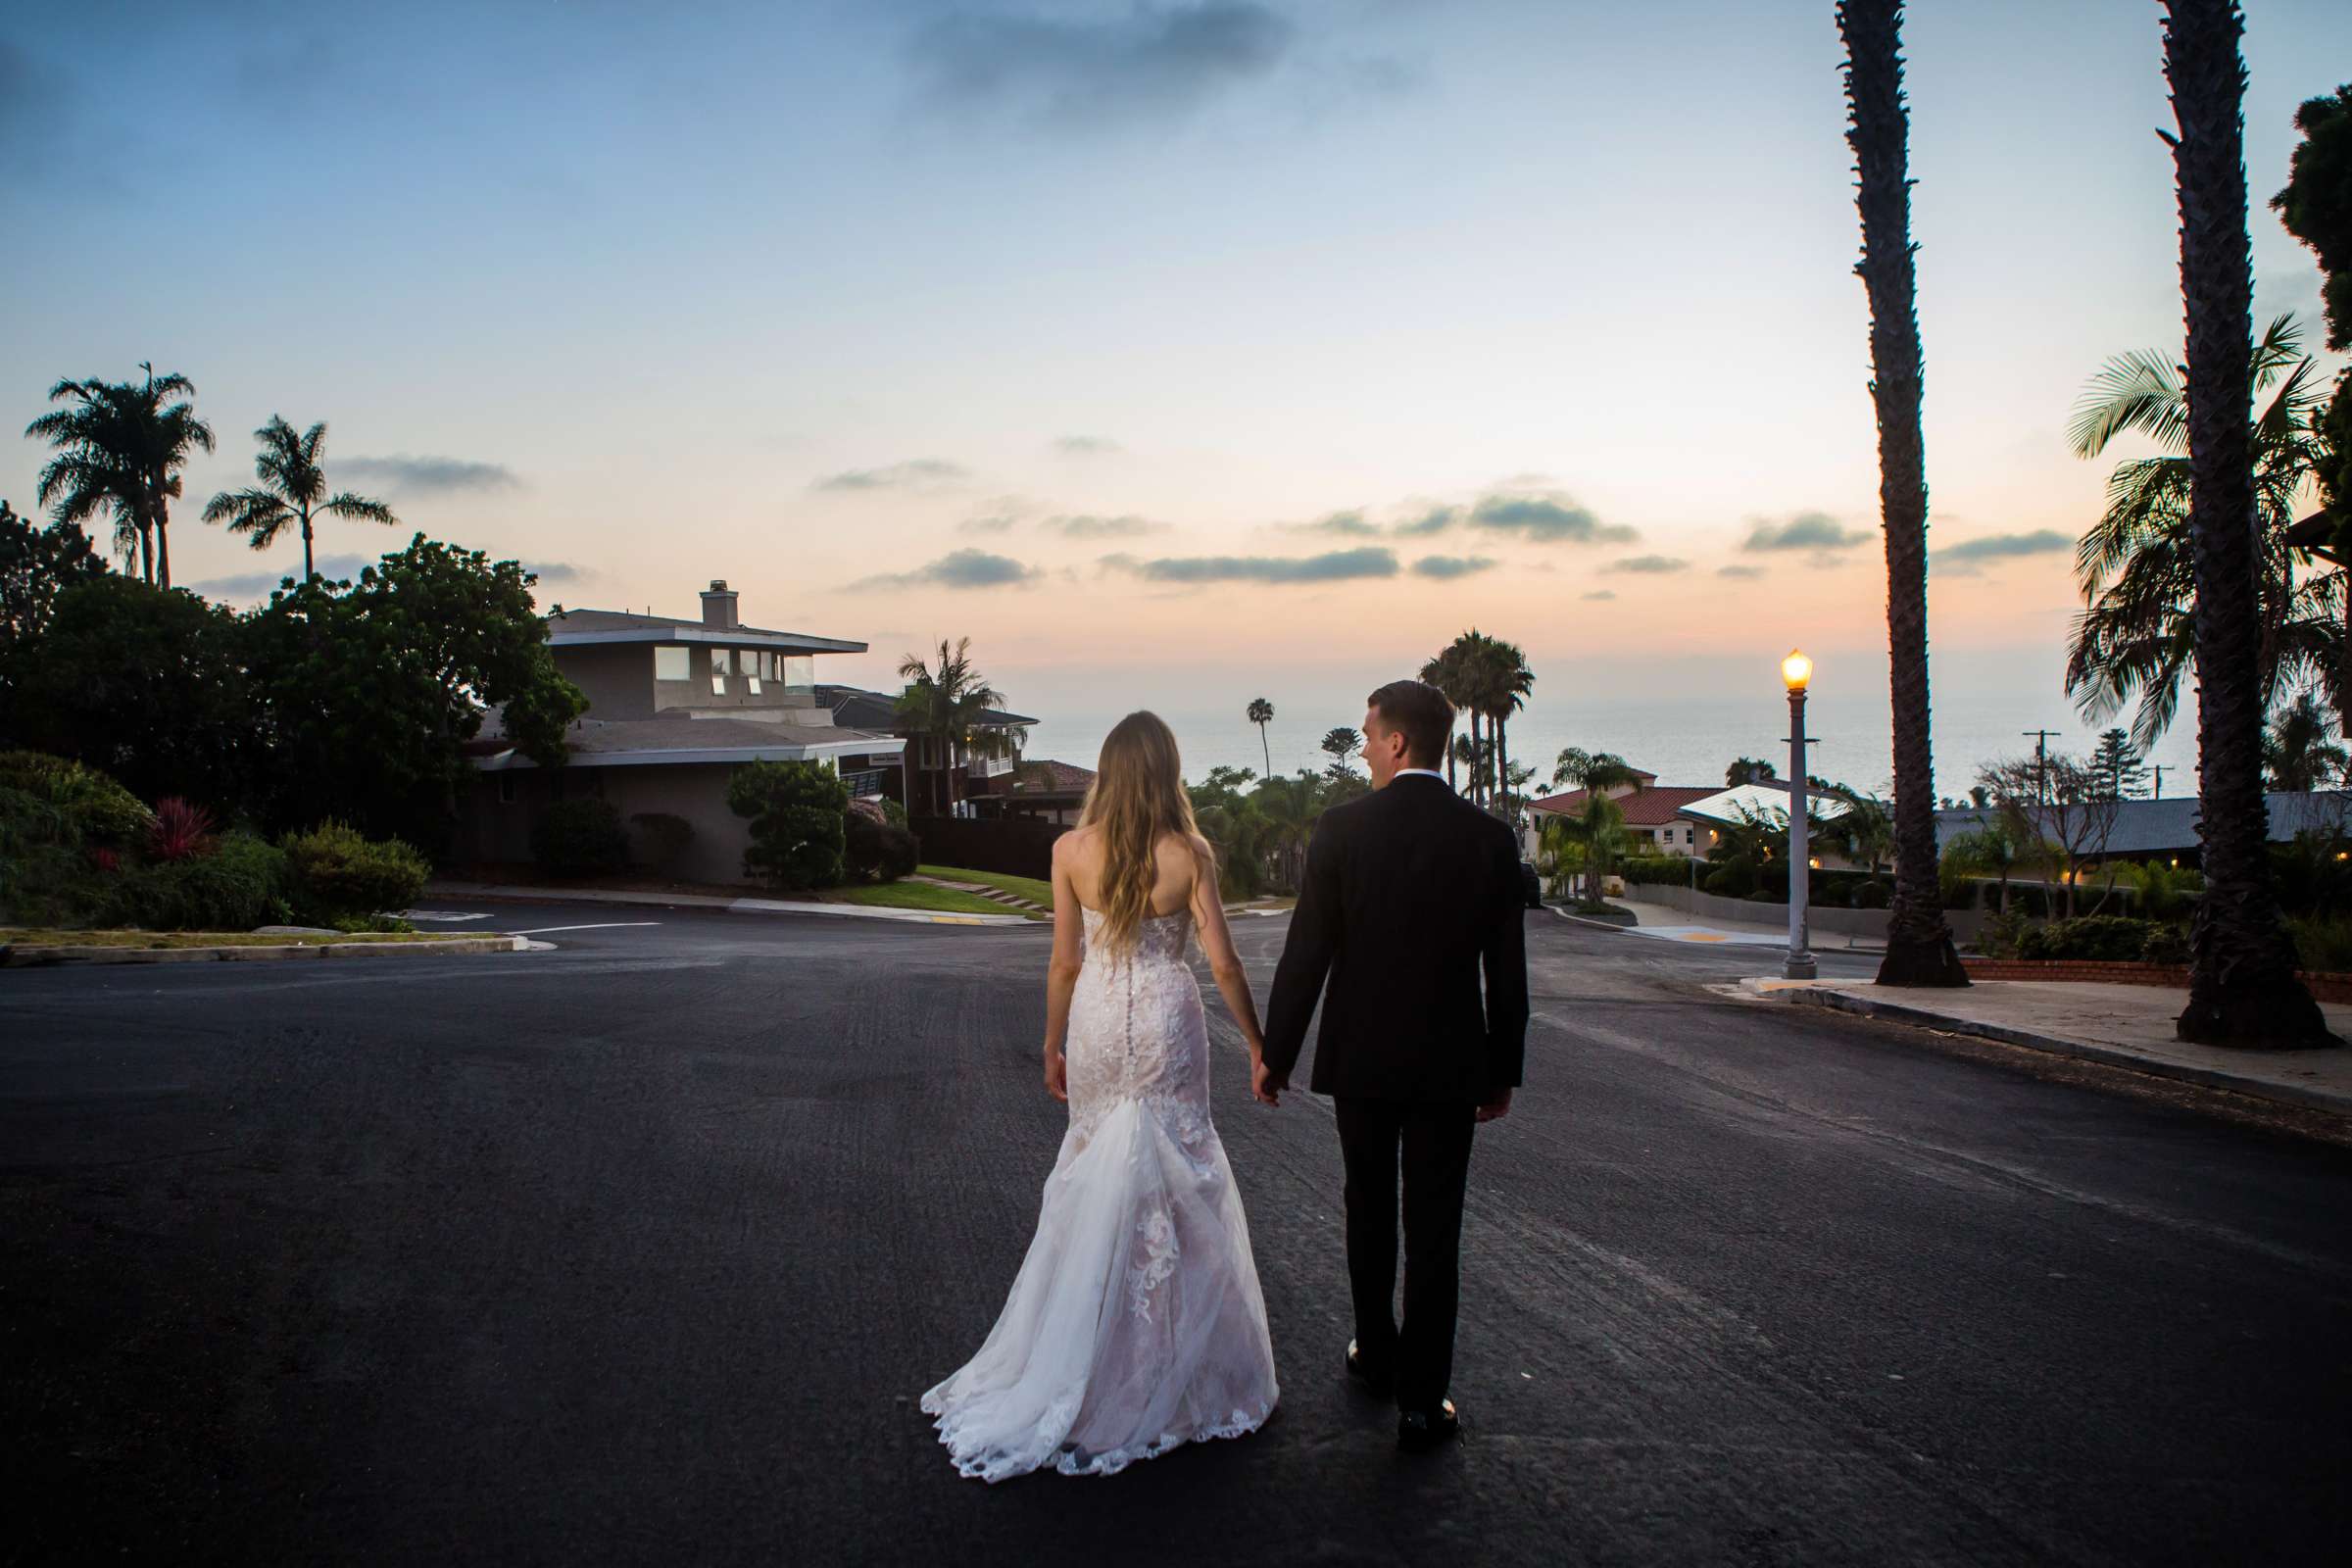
top-left (1782, 650), bottom-right (1817, 980)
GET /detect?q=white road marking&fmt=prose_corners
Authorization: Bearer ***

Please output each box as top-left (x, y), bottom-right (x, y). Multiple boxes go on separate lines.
top-left (404, 910), bottom-right (495, 923)
top-left (505, 922), bottom-right (664, 936)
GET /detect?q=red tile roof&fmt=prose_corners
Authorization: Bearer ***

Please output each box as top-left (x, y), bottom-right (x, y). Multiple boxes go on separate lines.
top-left (1529, 785), bottom-right (1718, 825)
top-left (975, 759), bottom-right (1098, 798)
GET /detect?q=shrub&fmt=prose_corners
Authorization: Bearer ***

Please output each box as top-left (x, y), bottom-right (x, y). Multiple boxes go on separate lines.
top-left (529, 799), bottom-right (631, 878)
top-left (879, 796), bottom-right (909, 828)
top-left (1851, 879), bottom-right (1890, 909)
top-left (727, 760), bottom-right (848, 890)
top-left (1813, 878), bottom-right (1851, 908)
top-left (1702, 864), bottom-right (1755, 898)
top-left (2286, 914), bottom-right (2352, 973)
top-left (330, 912), bottom-right (418, 935)
top-left (2139, 925), bottom-right (2191, 965)
top-left (98, 832), bottom-right (289, 930)
top-left (629, 811), bottom-right (696, 877)
top-left (148, 797), bottom-right (219, 863)
top-left (283, 821), bottom-right (432, 919)
top-left (843, 812), bottom-right (921, 883)
top-left (2014, 915), bottom-right (2164, 962)
top-left (0, 751), bottom-right (154, 847)
top-left (1976, 908), bottom-right (2031, 957)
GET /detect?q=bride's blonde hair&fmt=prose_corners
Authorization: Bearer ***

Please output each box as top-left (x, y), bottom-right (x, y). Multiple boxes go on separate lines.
top-left (1079, 710), bottom-right (1206, 954)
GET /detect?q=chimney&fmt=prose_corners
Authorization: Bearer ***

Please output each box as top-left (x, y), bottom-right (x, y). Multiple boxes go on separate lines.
top-left (700, 579), bottom-right (739, 629)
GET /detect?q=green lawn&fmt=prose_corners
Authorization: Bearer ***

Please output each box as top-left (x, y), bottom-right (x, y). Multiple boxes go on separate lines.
top-left (916, 864), bottom-right (1054, 907)
top-left (822, 883), bottom-right (1042, 919)
top-left (0, 928), bottom-right (462, 950)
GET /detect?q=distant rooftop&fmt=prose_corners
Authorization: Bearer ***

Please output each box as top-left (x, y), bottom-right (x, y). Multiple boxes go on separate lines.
top-left (546, 578), bottom-right (865, 654)
top-left (816, 682), bottom-right (1038, 731)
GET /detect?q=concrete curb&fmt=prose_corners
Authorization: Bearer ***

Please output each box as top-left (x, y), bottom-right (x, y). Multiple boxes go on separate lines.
top-left (1546, 906), bottom-right (1632, 933)
top-left (2, 935), bottom-right (527, 968)
top-left (424, 882), bottom-right (1035, 928)
top-left (1781, 985), bottom-right (2352, 1117)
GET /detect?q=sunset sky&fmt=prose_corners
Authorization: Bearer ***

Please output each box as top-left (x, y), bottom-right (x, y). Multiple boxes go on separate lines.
top-left (5, 0), bottom-right (2348, 792)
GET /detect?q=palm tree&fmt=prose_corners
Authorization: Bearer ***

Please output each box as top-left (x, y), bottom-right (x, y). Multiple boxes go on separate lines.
top-left (2264, 689), bottom-right (2348, 790)
top-left (1838, 0), bottom-right (1967, 988)
top-left (1476, 637), bottom-right (1534, 823)
top-left (1726, 757), bottom-right (1778, 786)
top-left (2066, 315), bottom-right (2337, 746)
top-left (894, 637), bottom-right (1017, 816)
top-left (1942, 820), bottom-right (2023, 915)
top-left (203, 416), bottom-right (399, 583)
top-left (1252, 773), bottom-right (1321, 890)
top-left (1429, 630), bottom-right (1500, 805)
top-left (1247, 697), bottom-right (1274, 775)
top-left (25, 364), bottom-right (214, 589)
top-left (2161, 0), bottom-right (2329, 1046)
top-left (1551, 746), bottom-right (1641, 797)
top-left (1541, 795), bottom-right (1625, 905)
top-left (1418, 646), bottom-right (1468, 792)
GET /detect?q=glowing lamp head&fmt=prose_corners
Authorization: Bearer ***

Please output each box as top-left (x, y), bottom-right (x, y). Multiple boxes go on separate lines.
top-left (1781, 649), bottom-right (1813, 693)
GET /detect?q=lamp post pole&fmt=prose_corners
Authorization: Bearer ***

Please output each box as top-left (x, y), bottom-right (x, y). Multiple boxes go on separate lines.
top-left (1783, 651), bottom-right (1817, 981)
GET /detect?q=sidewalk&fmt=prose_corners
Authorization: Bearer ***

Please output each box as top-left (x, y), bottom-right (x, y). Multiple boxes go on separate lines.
top-left (423, 880), bottom-right (1033, 927)
top-left (1594, 897), bottom-right (1884, 951)
top-left (1757, 976), bottom-right (2352, 1116)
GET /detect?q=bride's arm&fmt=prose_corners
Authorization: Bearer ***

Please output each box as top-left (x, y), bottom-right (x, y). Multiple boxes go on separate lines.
top-left (1042, 834), bottom-right (1084, 1101)
top-left (1188, 836), bottom-right (1269, 1075)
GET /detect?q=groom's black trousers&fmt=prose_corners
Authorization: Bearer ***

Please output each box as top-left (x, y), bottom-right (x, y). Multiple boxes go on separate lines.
top-left (1333, 1097), bottom-right (1478, 1413)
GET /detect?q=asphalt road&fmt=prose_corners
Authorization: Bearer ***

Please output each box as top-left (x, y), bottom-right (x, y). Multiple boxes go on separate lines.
top-left (3, 903), bottom-right (2347, 1566)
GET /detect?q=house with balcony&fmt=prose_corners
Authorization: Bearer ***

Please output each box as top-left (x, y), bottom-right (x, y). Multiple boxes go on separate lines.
top-left (455, 580), bottom-right (904, 883)
top-left (814, 683), bottom-right (1039, 818)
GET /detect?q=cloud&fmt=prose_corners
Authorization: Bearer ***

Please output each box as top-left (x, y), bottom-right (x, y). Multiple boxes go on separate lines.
top-left (339, 454), bottom-right (521, 497)
top-left (1411, 555), bottom-right (1494, 579)
top-left (1053, 435), bottom-right (1122, 456)
top-left (1603, 554), bottom-right (1689, 575)
top-left (1931, 528), bottom-right (2073, 575)
top-left (520, 561), bottom-right (588, 585)
top-left (1468, 491), bottom-right (1635, 545)
top-left (958, 514), bottom-right (1020, 535)
top-left (811, 458), bottom-right (970, 492)
top-left (1740, 511), bottom-right (1872, 554)
top-left (1392, 504), bottom-right (1459, 536)
top-left (904, 3), bottom-right (1295, 130)
top-left (847, 548), bottom-right (1040, 591)
top-left (1716, 564), bottom-right (1767, 580)
top-left (1581, 590), bottom-right (1617, 602)
top-left (1040, 514), bottom-right (1168, 539)
top-left (1293, 508), bottom-right (1379, 537)
top-left (1102, 547), bottom-right (1397, 584)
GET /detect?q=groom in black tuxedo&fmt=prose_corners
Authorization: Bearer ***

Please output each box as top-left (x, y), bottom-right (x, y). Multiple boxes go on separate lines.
top-left (1258, 678), bottom-right (1530, 1452)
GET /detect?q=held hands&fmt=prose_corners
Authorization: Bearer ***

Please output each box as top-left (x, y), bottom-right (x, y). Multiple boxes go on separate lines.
top-left (1250, 1052), bottom-right (1286, 1107)
top-left (1476, 1088), bottom-right (1512, 1123)
top-left (1044, 1047), bottom-right (1067, 1102)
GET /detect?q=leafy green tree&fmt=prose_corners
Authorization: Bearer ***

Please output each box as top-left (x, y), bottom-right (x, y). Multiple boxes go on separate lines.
top-left (727, 760), bottom-right (849, 889)
top-left (203, 416), bottom-right (399, 583)
top-left (2263, 690), bottom-right (2348, 790)
top-left (24, 364), bottom-right (214, 588)
top-left (1942, 819), bottom-right (2024, 914)
top-left (1542, 794), bottom-right (1625, 905)
top-left (244, 539), bottom-right (584, 845)
top-left (896, 637), bottom-right (1021, 816)
top-left (1319, 725), bottom-right (1361, 783)
top-left (1247, 697), bottom-right (1274, 775)
top-left (6, 575), bottom-right (258, 810)
top-left (2272, 82), bottom-right (2352, 352)
top-left (0, 498), bottom-right (105, 645)
top-left (1839, 0), bottom-right (1966, 988)
top-left (1188, 765), bottom-right (1271, 898)
top-left (2161, 0), bottom-right (2329, 1045)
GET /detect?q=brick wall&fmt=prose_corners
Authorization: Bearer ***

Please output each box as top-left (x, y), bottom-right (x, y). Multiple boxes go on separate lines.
top-left (1960, 957), bottom-right (2352, 1004)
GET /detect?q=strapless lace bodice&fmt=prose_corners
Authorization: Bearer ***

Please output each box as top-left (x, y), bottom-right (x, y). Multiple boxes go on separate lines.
top-left (920, 899), bottom-right (1277, 1481)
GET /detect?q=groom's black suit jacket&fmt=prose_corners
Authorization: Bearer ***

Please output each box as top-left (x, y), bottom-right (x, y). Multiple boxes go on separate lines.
top-left (1262, 772), bottom-right (1530, 1102)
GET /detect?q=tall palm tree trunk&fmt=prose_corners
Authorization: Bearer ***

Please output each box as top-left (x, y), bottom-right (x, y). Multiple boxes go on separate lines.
top-left (1494, 711), bottom-right (1512, 822)
top-left (302, 512), bottom-right (317, 583)
top-left (152, 493), bottom-right (172, 590)
top-left (2163, 0), bottom-right (2329, 1045)
top-left (1840, 0), bottom-right (1967, 988)
top-left (1258, 721), bottom-right (1271, 777)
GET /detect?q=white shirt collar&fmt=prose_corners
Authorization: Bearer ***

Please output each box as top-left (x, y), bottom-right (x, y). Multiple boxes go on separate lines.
top-left (1392, 768), bottom-right (1448, 784)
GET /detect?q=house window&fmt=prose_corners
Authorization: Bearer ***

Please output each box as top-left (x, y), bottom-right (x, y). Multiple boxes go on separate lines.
top-left (711, 671), bottom-right (727, 695)
top-left (746, 674), bottom-right (762, 695)
top-left (654, 646), bottom-right (689, 681)
top-left (712, 649), bottom-right (734, 675)
top-left (783, 655), bottom-right (813, 690)
top-left (498, 773), bottom-right (516, 805)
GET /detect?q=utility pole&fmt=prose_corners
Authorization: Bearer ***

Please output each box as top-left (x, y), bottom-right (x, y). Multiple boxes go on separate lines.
top-left (2151, 763), bottom-right (2165, 801)
top-left (2023, 728), bottom-right (2062, 803)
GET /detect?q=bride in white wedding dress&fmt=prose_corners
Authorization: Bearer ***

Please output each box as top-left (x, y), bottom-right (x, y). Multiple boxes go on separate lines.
top-left (921, 711), bottom-right (1281, 1481)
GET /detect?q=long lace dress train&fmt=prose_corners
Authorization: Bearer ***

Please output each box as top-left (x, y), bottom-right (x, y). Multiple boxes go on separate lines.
top-left (920, 907), bottom-right (1280, 1481)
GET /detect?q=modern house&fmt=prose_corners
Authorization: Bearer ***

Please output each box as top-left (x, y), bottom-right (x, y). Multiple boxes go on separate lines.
top-left (1935, 791), bottom-right (2352, 867)
top-left (455, 580), bottom-right (904, 883)
top-left (815, 683), bottom-right (1039, 818)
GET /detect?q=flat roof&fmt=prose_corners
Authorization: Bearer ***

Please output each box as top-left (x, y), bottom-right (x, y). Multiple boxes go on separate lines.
top-left (548, 609), bottom-right (866, 655)
top-left (471, 714), bottom-right (904, 770)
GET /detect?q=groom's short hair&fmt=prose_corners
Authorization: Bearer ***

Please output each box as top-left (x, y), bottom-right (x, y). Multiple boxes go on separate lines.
top-left (1367, 679), bottom-right (1454, 768)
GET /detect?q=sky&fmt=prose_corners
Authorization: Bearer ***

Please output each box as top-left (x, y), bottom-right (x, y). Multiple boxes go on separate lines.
top-left (4, 0), bottom-right (2348, 796)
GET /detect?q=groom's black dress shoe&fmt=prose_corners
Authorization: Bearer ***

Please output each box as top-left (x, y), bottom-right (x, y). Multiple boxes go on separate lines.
top-left (1396, 1399), bottom-right (1460, 1453)
top-left (1345, 1340), bottom-right (1395, 1397)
